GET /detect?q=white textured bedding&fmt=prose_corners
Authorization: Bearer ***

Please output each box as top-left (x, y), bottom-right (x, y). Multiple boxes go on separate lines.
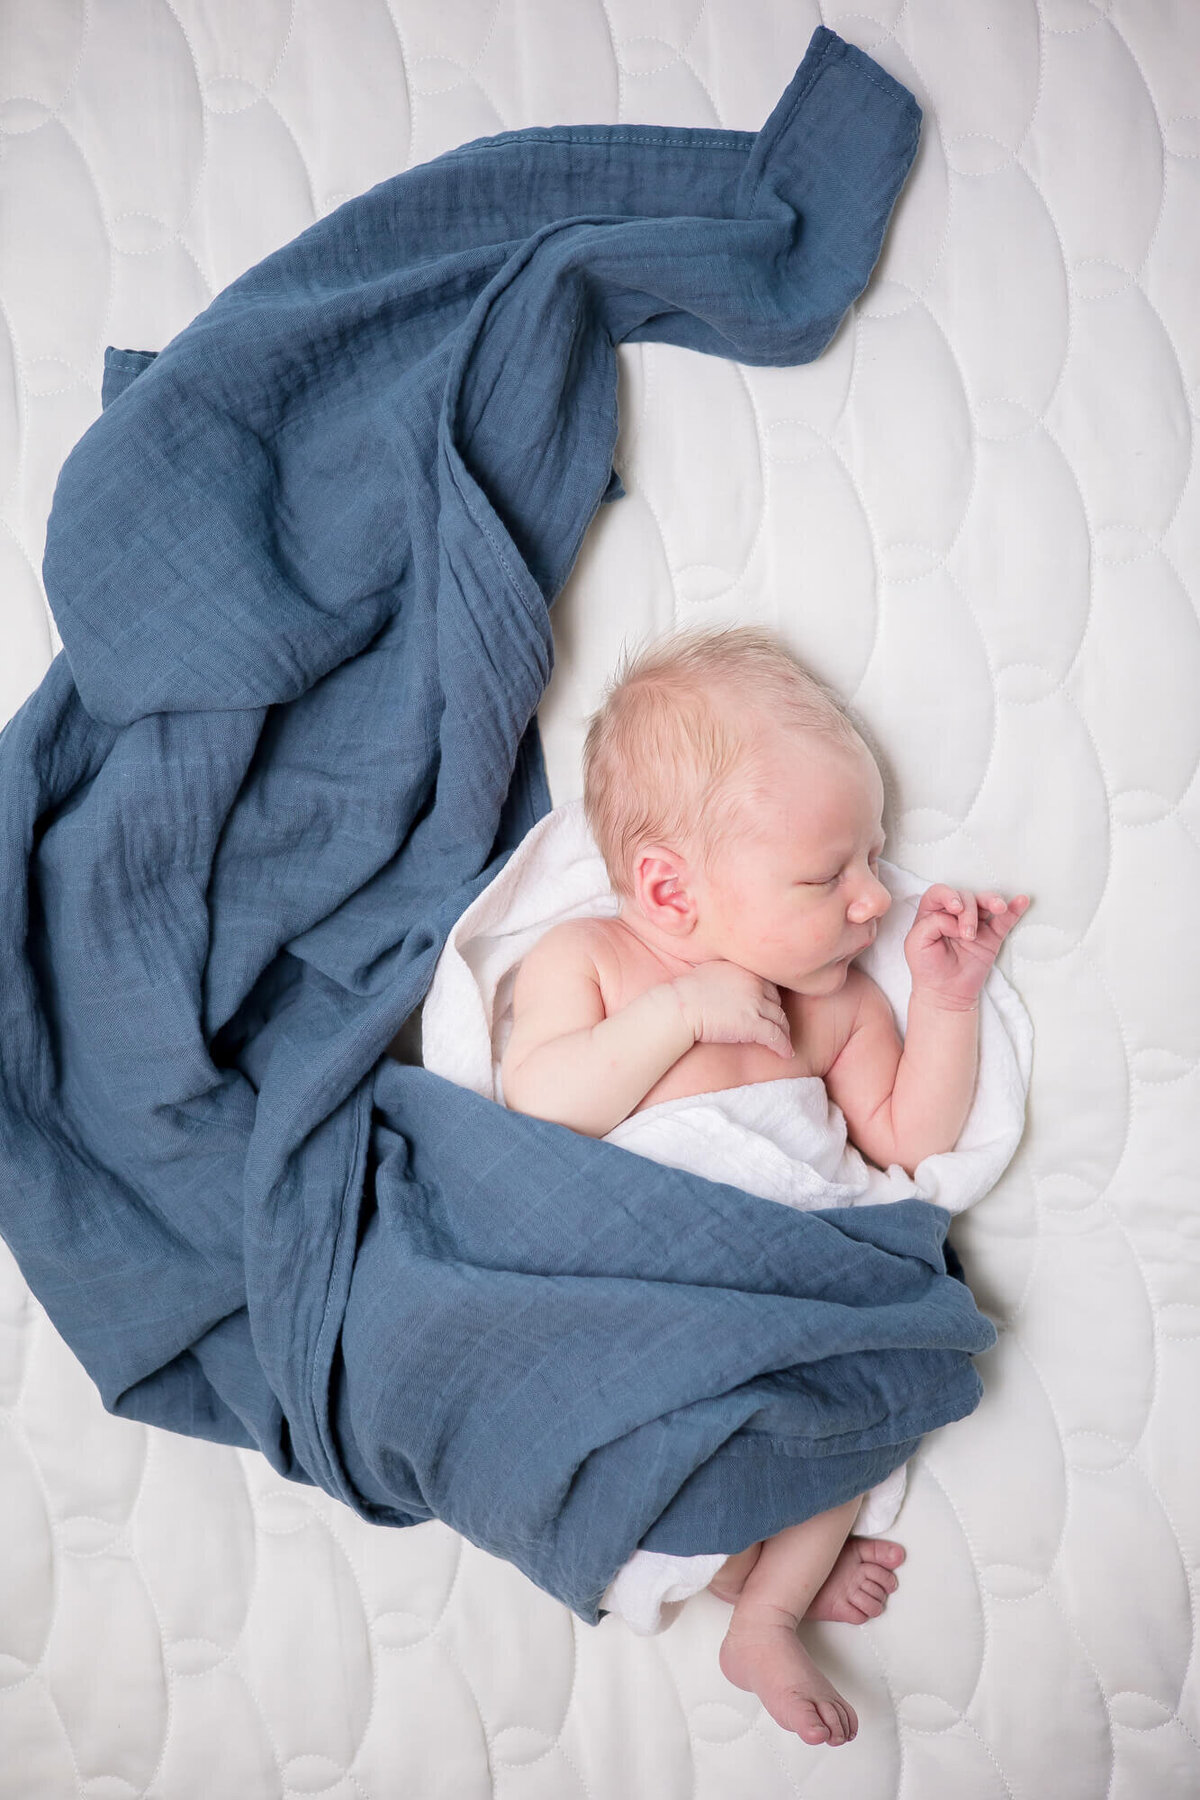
top-left (2, 3), bottom-right (1197, 1796)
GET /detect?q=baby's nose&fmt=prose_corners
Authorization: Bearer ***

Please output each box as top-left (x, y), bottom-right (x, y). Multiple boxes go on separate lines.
top-left (848, 877), bottom-right (891, 925)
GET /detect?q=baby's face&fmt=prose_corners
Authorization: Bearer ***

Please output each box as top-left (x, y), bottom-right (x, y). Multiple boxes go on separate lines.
top-left (686, 732), bottom-right (891, 995)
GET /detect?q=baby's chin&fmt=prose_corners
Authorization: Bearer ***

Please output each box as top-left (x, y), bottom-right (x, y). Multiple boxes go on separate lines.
top-left (787, 953), bottom-right (859, 993)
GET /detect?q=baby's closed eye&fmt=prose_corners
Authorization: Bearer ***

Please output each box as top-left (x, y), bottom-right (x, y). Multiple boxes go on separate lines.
top-left (805, 854), bottom-right (881, 888)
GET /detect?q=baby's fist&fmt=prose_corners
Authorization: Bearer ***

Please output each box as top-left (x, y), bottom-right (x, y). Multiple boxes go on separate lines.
top-left (905, 886), bottom-right (1030, 1008)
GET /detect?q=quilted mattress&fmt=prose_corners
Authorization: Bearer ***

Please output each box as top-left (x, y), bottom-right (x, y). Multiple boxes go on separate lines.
top-left (1, 2), bottom-right (1197, 1795)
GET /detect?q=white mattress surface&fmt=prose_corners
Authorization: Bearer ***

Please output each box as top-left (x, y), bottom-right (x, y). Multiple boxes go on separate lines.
top-left (2, 2), bottom-right (1197, 1795)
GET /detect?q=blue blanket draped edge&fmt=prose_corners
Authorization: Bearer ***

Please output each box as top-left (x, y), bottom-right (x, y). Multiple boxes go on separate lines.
top-left (0, 28), bottom-right (997, 1624)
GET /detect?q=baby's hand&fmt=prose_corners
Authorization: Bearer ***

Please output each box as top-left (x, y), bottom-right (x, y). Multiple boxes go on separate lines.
top-left (905, 885), bottom-right (1030, 1009)
top-left (671, 961), bottom-right (794, 1059)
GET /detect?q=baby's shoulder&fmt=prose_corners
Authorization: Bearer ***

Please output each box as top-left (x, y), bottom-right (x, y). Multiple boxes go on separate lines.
top-left (522, 914), bottom-right (659, 1022)
top-left (524, 914), bottom-right (613, 963)
top-left (504, 918), bottom-right (609, 1069)
top-left (511, 917), bottom-right (612, 1008)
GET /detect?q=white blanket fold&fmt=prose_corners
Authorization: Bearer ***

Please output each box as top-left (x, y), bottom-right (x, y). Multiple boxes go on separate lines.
top-left (421, 799), bottom-right (1033, 1632)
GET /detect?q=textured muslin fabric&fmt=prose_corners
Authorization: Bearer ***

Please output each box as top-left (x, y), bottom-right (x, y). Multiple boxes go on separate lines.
top-left (419, 798), bottom-right (1033, 1627)
top-left (0, 27), bottom-right (1001, 1624)
top-left (596, 1084), bottom-right (928, 1632)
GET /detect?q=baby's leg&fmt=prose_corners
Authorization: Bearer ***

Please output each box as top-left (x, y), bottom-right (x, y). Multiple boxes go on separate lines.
top-left (710, 1533), bottom-right (904, 1622)
top-left (709, 1540), bottom-right (764, 1602)
top-left (717, 1496), bottom-right (863, 1746)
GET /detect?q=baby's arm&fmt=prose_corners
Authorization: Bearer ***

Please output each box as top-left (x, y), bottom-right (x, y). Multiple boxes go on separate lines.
top-left (823, 973), bottom-right (978, 1177)
top-left (500, 924), bottom-right (695, 1137)
top-left (825, 884), bottom-right (1029, 1177)
top-left (501, 925), bottom-right (794, 1138)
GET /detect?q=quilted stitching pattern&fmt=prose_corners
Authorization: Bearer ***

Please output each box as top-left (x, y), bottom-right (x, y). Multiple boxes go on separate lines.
top-left (1, 2), bottom-right (1196, 1793)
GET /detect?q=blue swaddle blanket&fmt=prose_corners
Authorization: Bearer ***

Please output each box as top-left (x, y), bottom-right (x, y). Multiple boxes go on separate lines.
top-left (0, 28), bottom-right (997, 1625)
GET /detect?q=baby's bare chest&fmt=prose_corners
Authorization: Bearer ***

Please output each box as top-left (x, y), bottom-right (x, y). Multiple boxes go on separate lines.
top-left (585, 920), bottom-right (844, 1116)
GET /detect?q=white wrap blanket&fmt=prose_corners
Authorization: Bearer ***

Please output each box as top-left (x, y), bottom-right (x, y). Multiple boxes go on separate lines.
top-left (421, 800), bottom-right (1033, 1633)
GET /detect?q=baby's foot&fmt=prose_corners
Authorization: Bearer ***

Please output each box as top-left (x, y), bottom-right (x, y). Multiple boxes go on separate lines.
top-left (718, 1605), bottom-right (858, 1746)
top-left (805, 1536), bottom-right (905, 1625)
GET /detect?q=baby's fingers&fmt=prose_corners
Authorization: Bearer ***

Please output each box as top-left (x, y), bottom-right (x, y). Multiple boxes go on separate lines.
top-left (920, 884), bottom-right (973, 931)
top-left (760, 1001), bottom-right (793, 1059)
top-left (979, 893), bottom-right (1031, 940)
top-left (956, 891), bottom-right (979, 941)
top-left (926, 884), bottom-right (979, 939)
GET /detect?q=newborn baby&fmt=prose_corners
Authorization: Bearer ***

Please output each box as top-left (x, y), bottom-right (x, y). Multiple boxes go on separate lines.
top-left (500, 624), bottom-right (1029, 1748)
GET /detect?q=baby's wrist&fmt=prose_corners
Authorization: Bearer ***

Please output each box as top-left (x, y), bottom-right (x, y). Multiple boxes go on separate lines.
top-left (660, 975), bottom-right (699, 1042)
top-left (908, 985), bottom-right (979, 1017)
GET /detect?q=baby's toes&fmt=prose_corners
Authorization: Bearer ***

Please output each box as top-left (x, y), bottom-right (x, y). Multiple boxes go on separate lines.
top-left (860, 1537), bottom-right (905, 1569)
top-left (842, 1585), bottom-right (883, 1620)
top-left (793, 1701), bottom-right (833, 1745)
top-left (849, 1570), bottom-right (893, 1612)
top-left (809, 1702), bottom-right (844, 1747)
top-left (818, 1699), bottom-right (856, 1746)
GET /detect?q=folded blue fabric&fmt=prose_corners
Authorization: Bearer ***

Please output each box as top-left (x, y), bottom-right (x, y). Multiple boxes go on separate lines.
top-left (0, 28), bottom-right (994, 1623)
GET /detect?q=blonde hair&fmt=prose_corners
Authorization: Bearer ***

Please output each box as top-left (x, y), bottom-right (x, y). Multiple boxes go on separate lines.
top-left (582, 624), bottom-right (862, 900)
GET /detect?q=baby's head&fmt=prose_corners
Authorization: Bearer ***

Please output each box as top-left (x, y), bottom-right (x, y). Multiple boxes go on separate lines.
top-left (583, 624), bottom-right (864, 896)
top-left (582, 624), bottom-right (892, 990)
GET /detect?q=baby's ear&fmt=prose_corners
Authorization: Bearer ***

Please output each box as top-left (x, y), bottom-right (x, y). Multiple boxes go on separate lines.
top-left (635, 849), bottom-right (699, 932)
